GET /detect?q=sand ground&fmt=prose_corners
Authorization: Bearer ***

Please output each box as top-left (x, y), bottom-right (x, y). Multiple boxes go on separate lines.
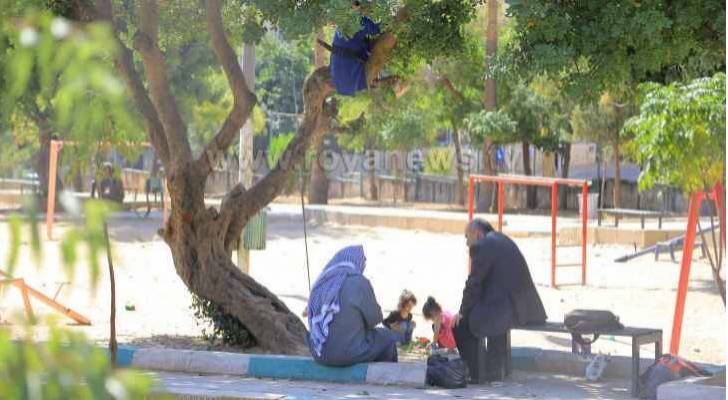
top-left (0, 208), bottom-right (724, 365)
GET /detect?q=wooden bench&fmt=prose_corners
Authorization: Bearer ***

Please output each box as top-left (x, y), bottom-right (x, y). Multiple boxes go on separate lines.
top-left (506, 322), bottom-right (662, 397)
top-left (597, 208), bottom-right (668, 229)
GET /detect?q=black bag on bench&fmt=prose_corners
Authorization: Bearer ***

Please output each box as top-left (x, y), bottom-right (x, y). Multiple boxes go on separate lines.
top-left (564, 310), bottom-right (624, 345)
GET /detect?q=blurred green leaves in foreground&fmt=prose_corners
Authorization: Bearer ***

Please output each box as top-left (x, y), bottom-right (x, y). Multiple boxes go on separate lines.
top-left (2, 197), bottom-right (163, 399)
top-left (0, 328), bottom-right (156, 399)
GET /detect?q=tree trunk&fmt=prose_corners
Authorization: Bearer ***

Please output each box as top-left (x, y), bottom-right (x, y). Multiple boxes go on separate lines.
top-left (103, 222), bottom-right (118, 366)
top-left (452, 120), bottom-right (466, 206)
top-left (32, 124), bottom-right (62, 200)
top-left (522, 141), bottom-right (536, 209)
top-left (559, 143), bottom-right (571, 210)
top-left (367, 147), bottom-right (378, 201)
top-left (164, 169), bottom-right (308, 354)
top-left (308, 30), bottom-right (330, 205)
top-left (478, 0), bottom-right (499, 212)
top-left (613, 140), bottom-right (621, 208)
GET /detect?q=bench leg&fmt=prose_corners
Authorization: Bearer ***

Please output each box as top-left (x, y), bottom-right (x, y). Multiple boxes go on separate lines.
top-left (655, 338), bottom-right (663, 360)
top-left (641, 217), bottom-right (645, 229)
top-left (658, 217), bottom-right (662, 230)
top-left (632, 340), bottom-right (640, 398)
top-left (505, 330), bottom-right (512, 378)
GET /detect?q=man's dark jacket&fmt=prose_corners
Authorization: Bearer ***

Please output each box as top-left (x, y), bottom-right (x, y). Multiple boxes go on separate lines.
top-left (459, 231), bottom-right (547, 337)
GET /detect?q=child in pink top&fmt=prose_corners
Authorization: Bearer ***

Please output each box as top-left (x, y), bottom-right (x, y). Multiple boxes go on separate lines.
top-left (422, 296), bottom-right (457, 350)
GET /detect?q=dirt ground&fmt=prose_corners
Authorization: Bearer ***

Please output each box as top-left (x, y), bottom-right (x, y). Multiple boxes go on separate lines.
top-left (0, 208), bottom-right (724, 365)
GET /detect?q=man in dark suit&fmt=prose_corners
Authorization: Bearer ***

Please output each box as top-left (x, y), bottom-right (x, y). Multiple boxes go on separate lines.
top-left (452, 218), bottom-right (547, 383)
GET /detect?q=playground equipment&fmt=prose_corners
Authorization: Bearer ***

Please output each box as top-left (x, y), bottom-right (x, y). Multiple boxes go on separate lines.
top-left (614, 227), bottom-right (714, 263)
top-left (45, 140), bottom-right (169, 240)
top-left (0, 269), bottom-right (91, 325)
top-left (467, 174), bottom-right (591, 288)
top-left (670, 183), bottom-right (725, 355)
top-left (597, 208), bottom-right (669, 229)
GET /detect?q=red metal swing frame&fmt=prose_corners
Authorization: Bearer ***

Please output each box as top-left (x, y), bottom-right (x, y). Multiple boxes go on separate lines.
top-left (670, 182), bottom-right (725, 355)
top-left (467, 174), bottom-right (590, 288)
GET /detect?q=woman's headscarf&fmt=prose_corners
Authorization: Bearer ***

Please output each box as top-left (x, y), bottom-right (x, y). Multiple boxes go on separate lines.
top-left (307, 245), bottom-right (367, 357)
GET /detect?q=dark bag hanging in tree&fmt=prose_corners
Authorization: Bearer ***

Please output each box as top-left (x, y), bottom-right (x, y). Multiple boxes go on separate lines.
top-left (564, 309), bottom-right (624, 345)
top-left (426, 355), bottom-right (468, 389)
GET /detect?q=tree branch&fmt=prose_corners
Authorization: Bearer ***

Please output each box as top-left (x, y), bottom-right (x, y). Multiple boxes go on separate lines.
top-left (439, 76), bottom-right (466, 102)
top-left (134, 0), bottom-right (193, 166)
top-left (195, 0), bottom-right (258, 177)
top-left (220, 67), bottom-right (335, 250)
top-left (365, 7), bottom-right (409, 86)
top-left (94, 0), bottom-right (171, 168)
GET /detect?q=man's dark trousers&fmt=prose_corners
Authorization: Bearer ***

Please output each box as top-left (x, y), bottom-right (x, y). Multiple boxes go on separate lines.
top-left (453, 317), bottom-right (508, 384)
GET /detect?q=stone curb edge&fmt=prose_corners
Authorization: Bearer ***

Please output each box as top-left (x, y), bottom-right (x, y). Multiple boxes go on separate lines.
top-left (117, 346), bottom-right (426, 388)
top-left (116, 346), bottom-right (722, 387)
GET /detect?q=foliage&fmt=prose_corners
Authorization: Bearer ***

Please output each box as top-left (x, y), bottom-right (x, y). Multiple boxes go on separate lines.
top-left (0, 328), bottom-right (156, 399)
top-left (465, 109), bottom-right (516, 145)
top-left (4, 201), bottom-right (154, 398)
top-left (238, 0), bottom-right (479, 76)
top-left (0, 9), bottom-right (144, 174)
top-left (190, 292), bottom-right (256, 347)
top-left (571, 91), bottom-right (636, 151)
top-left (505, 0), bottom-right (726, 99)
top-left (267, 132), bottom-right (297, 168)
top-left (255, 32), bottom-right (313, 137)
top-left (624, 73), bottom-right (726, 193)
top-left (337, 81), bottom-right (444, 154)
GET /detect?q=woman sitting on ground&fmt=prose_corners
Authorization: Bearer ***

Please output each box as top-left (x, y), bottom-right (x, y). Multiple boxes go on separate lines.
top-left (307, 245), bottom-right (398, 366)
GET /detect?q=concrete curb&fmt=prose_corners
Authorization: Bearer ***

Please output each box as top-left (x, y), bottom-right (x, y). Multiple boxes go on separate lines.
top-left (118, 345), bottom-right (722, 389)
top-left (118, 345), bottom-right (723, 390)
top-left (657, 376), bottom-right (726, 400)
top-left (117, 346), bottom-right (426, 388)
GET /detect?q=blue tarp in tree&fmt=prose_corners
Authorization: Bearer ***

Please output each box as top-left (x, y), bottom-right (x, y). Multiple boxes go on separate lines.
top-left (330, 17), bottom-right (381, 96)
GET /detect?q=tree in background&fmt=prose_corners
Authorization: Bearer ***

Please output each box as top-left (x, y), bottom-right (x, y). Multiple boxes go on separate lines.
top-left (337, 81), bottom-right (443, 201)
top-left (625, 73), bottom-right (725, 303)
top-left (571, 91), bottom-right (636, 208)
top-left (42, 0), bottom-right (479, 353)
top-left (505, 0), bottom-right (724, 209)
top-left (505, 0), bottom-right (725, 98)
top-left (428, 30), bottom-right (485, 205)
top-left (1, 5), bottom-right (142, 197)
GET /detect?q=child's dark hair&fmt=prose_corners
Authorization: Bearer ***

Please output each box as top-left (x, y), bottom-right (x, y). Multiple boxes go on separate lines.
top-left (422, 296), bottom-right (442, 319)
top-left (397, 290), bottom-right (417, 310)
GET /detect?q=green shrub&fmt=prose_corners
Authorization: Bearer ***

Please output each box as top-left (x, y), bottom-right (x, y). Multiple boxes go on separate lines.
top-left (190, 293), bottom-right (256, 348)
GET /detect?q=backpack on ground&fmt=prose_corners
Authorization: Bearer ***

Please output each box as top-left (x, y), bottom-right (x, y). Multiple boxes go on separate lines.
top-left (564, 309), bottom-right (624, 346)
top-left (426, 354), bottom-right (468, 389)
top-left (638, 354), bottom-right (710, 399)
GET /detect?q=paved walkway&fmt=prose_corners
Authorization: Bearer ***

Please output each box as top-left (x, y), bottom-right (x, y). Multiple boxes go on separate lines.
top-left (156, 371), bottom-right (633, 400)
